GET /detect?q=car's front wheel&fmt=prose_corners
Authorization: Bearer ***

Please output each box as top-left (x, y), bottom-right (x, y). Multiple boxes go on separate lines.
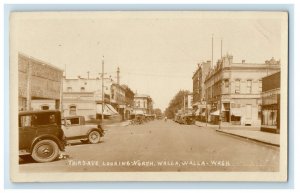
top-left (88, 131), bottom-right (101, 144)
top-left (31, 139), bottom-right (59, 163)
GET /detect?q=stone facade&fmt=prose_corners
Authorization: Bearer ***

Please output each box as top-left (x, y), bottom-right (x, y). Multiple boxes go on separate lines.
top-left (133, 94), bottom-right (153, 115)
top-left (204, 55), bottom-right (280, 126)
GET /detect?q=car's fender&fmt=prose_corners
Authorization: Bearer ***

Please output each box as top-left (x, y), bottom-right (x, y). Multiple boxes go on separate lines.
top-left (86, 126), bottom-right (104, 137)
top-left (30, 134), bottom-right (65, 152)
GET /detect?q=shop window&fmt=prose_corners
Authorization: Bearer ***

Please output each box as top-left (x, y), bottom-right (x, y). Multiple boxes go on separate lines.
top-left (262, 109), bottom-right (277, 126)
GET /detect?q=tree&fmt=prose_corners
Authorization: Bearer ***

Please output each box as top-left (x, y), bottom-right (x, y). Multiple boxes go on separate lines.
top-left (153, 108), bottom-right (163, 118)
top-left (164, 90), bottom-right (190, 119)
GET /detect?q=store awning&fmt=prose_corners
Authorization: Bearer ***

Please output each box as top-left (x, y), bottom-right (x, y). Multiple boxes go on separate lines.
top-left (231, 108), bottom-right (241, 116)
top-left (210, 110), bottom-right (220, 116)
top-left (106, 104), bottom-right (119, 114)
top-left (194, 108), bottom-right (200, 116)
top-left (96, 104), bottom-right (119, 115)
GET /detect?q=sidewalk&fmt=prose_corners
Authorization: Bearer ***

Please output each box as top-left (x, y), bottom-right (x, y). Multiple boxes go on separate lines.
top-left (195, 121), bottom-right (280, 146)
top-left (195, 121), bottom-right (260, 130)
top-left (216, 129), bottom-right (280, 147)
top-left (104, 120), bottom-right (131, 127)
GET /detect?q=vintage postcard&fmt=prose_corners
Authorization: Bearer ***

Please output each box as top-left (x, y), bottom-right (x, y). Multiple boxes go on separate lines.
top-left (10, 11), bottom-right (288, 182)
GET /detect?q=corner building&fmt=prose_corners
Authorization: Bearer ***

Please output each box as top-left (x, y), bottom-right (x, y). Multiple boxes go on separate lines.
top-left (204, 55), bottom-right (280, 126)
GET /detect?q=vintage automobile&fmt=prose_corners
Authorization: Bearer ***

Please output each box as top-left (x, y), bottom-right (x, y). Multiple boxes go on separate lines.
top-left (182, 114), bottom-right (196, 125)
top-left (61, 116), bottom-right (104, 144)
top-left (19, 110), bottom-right (65, 163)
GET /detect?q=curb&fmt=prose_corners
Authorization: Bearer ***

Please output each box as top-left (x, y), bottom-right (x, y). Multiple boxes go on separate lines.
top-left (215, 129), bottom-right (280, 147)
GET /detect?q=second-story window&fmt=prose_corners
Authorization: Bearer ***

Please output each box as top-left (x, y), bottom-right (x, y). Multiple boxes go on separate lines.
top-left (67, 87), bottom-right (72, 92)
top-left (80, 87), bottom-right (85, 92)
top-left (235, 79), bottom-right (240, 93)
top-left (247, 80), bottom-right (252, 94)
top-left (224, 79), bottom-right (229, 88)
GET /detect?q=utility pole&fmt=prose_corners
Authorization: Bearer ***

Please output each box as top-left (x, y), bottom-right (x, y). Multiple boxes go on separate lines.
top-left (26, 57), bottom-right (32, 111)
top-left (219, 71), bottom-right (222, 130)
top-left (101, 56), bottom-right (105, 121)
top-left (60, 73), bottom-right (63, 113)
top-left (117, 67), bottom-right (120, 85)
top-left (183, 94), bottom-right (185, 114)
top-left (211, 34), bottom-right (214, 68)
top-left (219, 38), bottom-right (223, 130)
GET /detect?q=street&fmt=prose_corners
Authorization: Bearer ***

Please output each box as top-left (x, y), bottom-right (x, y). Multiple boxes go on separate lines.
top-left (19, 120), bottom-right (279, 172)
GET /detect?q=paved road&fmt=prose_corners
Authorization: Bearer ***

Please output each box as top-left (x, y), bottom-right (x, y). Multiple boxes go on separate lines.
top-left (19, 120), bottom-right (279, 172)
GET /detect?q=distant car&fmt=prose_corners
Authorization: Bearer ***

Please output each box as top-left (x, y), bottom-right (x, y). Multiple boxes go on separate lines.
top-left (182, 115), bottom-right (195, 125)
top-left (19, 110), bottom-right (65, 163)
top-left (62, 116), bottom-right (104, 144)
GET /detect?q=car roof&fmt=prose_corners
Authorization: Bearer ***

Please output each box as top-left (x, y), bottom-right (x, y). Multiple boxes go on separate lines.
top-left (19, 110), bottom-right (60, 115)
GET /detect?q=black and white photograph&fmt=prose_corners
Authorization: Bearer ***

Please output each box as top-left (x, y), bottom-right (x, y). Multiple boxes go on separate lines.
top-left (9, 11), bottom-right (288, 182)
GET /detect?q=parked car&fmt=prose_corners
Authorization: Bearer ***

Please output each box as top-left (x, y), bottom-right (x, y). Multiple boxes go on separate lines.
top-left (62, 116), bottom-right (104, 144)
top-left (182, 115), bottom-right (195, 125)
top-left (19, 110), bottom-right (65, 163)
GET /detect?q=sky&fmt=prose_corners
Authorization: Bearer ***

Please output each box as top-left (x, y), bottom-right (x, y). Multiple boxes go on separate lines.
top-left (11, 12), bottom-right (286, 111)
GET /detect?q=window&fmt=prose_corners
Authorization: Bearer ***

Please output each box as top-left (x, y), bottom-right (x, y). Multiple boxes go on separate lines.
top-left (69, 105), bottom-right (77, 115)
top-left (68, 118), bottom-right (79, 125)
top-left (41, 105), bottom-right (49, 110)
top-left (19, 115), bottom-right (31, 127)
top-left (235, 80), bottom-right (240, 93)
top-left (224, 79), bottom-right (229, 88)
top-left (262, 109), bottom-right (277, 126)
top-left (67, 87), bottom-right (72, 92)
top-left (80, 87), bottom-right (85, 92)
top-left (111, 89), bottom-right (115, 99)
top-left (29, 113), bottom-right (57, 126)
top-left (259, 80), bottom-right (262, 92)
top-left (247, 80), bottom-right (252, 94)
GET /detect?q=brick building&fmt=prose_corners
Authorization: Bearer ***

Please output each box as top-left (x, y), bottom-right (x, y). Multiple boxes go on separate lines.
top-left (122, 85), bottom-right (135, 120)
top-left (261, 72), bottom-right (280, 133)
top-left (18, 53), bottom-right (63, 111)
top-left (110, 83), bottom-right (126, 120)
top-left (192, 60), bottom-right (211, 120)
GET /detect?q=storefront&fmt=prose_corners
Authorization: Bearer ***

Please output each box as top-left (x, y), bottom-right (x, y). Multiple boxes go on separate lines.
top-left (261, 72), bottom-right (280, 133)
